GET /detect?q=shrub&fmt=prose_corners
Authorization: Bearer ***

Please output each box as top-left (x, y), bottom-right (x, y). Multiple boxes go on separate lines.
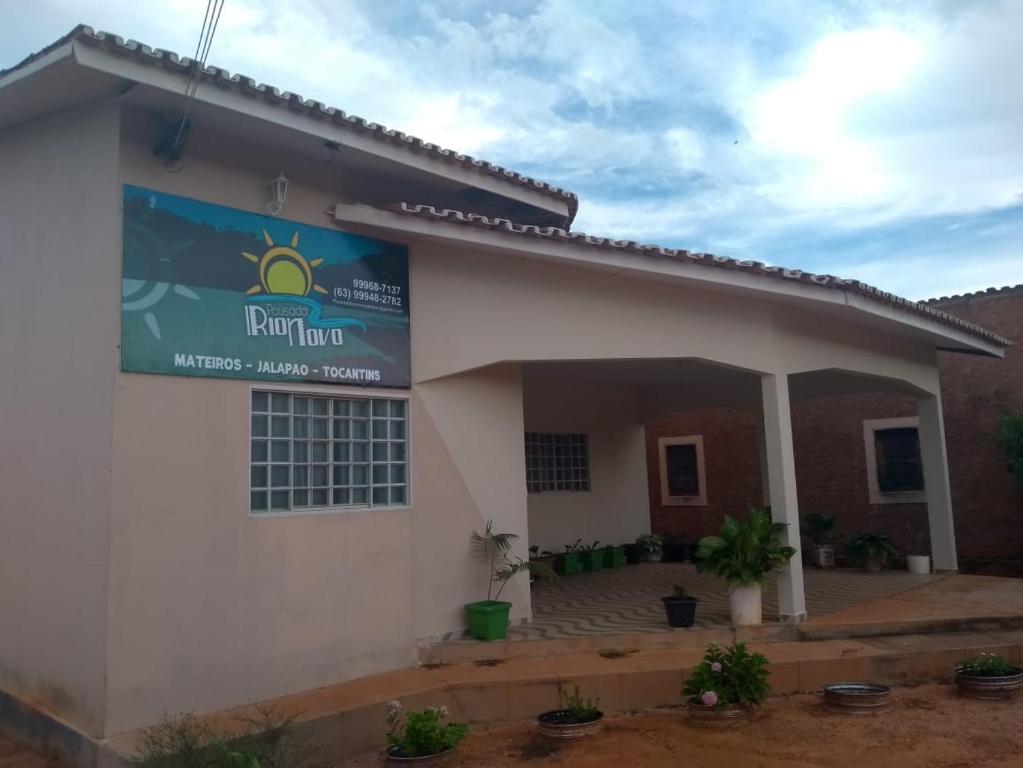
top-left (563, 686), bottom-right (601, 723)
top-left (996, 411), bottom-right (1023, 488)
top-left (695, 507), bottom-right (796, 586)
top-left (385, 702), bottom-right (468, 758)
top-left (845, 532), bottom-right (899, 567)
top-left (956, 652), bottom-right (1015, 677)
top-left (683, 643), bottom-right (771, 708)
top-left (134, 708), bottom-right (324, 768)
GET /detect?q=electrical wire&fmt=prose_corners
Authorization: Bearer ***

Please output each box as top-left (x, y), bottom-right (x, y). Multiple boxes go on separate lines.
top-left (168, 0), bottom-right (226, 161)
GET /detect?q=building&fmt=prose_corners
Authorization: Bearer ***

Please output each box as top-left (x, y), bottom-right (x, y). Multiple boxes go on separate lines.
top-left (647, 285), bottom-right (1022, 569)
top-left (0, 26), bottom-right (1013, 760)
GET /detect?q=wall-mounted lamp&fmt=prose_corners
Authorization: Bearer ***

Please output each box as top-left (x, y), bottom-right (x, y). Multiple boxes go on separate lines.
top-left (266, 172), bottom-right (290, 217)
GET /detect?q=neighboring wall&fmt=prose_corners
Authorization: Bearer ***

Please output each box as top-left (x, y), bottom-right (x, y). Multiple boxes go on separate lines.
top-left (0, 102), bottom-right (121, 736)
top-left (646, 287), bottom-right (1023, 566)
top-left (524, 377), bottom-right (650, 553)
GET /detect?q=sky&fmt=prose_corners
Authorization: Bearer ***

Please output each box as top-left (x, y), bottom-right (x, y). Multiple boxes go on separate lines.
top-left (2, 0), bottom-right (1021, 300)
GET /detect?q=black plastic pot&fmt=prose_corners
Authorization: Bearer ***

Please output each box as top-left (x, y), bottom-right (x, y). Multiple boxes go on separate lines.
top-left (624, 543), bottom-right (643, 565)
top-left (661, 596), bottom-right (697, 628)
top-left (662, 537), bottom-right (688, 563)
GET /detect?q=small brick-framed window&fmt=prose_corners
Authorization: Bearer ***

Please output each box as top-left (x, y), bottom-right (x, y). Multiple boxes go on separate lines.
top-left (863, 417), bottom-right (926, 504)
top-left (525, 432), bottom-right (590, 493)
top-left (250, 389), bottom-right (409, 515)
top-left (658, 436), bottom-right (707, 506)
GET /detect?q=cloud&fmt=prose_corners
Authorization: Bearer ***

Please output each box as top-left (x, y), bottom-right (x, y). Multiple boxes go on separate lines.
top-left (2, 0), bottom-right (1020, 299)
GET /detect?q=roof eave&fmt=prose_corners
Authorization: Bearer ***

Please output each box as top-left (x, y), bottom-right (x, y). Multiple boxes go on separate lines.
top-left (331, 202), bottom-right (1008, 359)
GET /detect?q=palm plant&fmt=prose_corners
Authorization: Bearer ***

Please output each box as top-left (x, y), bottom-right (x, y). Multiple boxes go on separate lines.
top-left (695, 507), bottom-right (797, 586)
top-left (471, 520), bottom-right (553, 602)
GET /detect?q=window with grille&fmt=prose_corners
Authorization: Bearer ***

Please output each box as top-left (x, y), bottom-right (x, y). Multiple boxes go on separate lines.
top-left (250, 390), bottom-right (408, 514)
top-left (525, 432), bottom-right (589, 493)
top-left (874, 427), bottom-right (923, 493)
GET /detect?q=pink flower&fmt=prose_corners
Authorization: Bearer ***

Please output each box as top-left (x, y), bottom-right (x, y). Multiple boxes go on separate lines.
top-left (701, 690), bottom-right (719, 707)
top-left (710, 662), bottom-right (722, 672)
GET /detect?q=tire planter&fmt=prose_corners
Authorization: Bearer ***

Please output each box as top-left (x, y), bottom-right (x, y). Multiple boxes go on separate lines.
top-left (955, 667), bottom-right (1023, 700)
top-left (464, 600), bottom-right (511, 641)
top-left (687, 703), bottom-right (751, 727)
top-left (661, 596), bottom-right (697, 628)
top-left (823, 683), bottom-right (891, 713)
top-left (385, 746), bottom-right (456, 766)
top-left (536, 709), bottom-right (604, 739)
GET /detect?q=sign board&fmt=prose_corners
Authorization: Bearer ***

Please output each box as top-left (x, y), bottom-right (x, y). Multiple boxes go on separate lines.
top-left (120, 185), bottom-right (410, 387)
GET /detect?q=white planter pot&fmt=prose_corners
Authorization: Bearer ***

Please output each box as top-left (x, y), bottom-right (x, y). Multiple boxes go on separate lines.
top-left (906, 554), bottom-right (931, 575)
top-left (729, 584), bottom-right (762, 626)
top-left (814, 544), bottom-right (835, 569)
top-left (647, 550), bottom-right (663, 563)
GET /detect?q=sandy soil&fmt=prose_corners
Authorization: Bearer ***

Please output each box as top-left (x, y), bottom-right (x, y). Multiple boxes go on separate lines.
top-left (343, 685), bottom-right (1023, 767)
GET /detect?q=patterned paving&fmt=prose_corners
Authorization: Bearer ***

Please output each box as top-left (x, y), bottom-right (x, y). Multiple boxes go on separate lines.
top-left (500, 563), bottom-right (941, 640)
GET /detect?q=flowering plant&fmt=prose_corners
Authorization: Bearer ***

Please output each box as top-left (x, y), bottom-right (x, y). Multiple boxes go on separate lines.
top-left (385, 701), bottom-right (469, 758)
top-left (683, 642), bottom-right (771, 708)
top-left (956, 652), bottom-right (1015, 677)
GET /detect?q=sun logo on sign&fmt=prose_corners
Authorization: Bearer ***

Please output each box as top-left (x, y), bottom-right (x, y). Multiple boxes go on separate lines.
top-left (243, 229), bottom-right (328, 297)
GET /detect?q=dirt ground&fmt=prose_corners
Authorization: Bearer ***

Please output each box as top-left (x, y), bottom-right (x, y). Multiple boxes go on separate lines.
top-left (343, 685), bottom-right (1023, 767)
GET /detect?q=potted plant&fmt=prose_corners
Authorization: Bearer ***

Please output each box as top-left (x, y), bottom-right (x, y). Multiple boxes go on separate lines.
top-left (661, 533), bottom-right (688, 562)
top-left (624, 541), bottom-right (644, 565)
top-left (904, 523), bottom-right (931, 575)
top-left (695, 507), bottom-right (796, 626)
top-left (661, 583), bottom-right (698, 628)
top-left (465, 520), bottom-right (553, 641)
top-left (995, 410), bottom-right (1023, 488)
top-left (529, 545), bottom-right (557, 575)
top-left (845, 532), bottom-right (899, 573)
top-left (684, 642), bottom-right (771, 726)
top-left (555, 540), bottom-right (583, 575)
top-left (801, 513), bottom-right (835, 569)
top-left (603, 543), bottom-right (626, 569)
top-left (954, 653), bottom-right (1023, 700)
top-left (579, 541), bottom-right (604, 572)
top-left (385, 701), bottom-right (468, 764)
top-left (536, 686), bottom-right (604, 739)
top-left (635, 533), bottom-right (663, 562)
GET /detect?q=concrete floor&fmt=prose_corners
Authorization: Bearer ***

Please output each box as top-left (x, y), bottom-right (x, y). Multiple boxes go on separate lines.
top-left (508, 563), bottom-right (941, 639)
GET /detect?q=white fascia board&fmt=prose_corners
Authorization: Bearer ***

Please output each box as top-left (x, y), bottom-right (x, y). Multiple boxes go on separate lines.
top-left (0, 42), bottom-right (74, 90)
top-left (69, 43), bottom-right (570, 220)
top-left (332, 203), bottom-right (1006, 359)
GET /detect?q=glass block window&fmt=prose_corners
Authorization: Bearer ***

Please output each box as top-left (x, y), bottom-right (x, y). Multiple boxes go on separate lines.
top-left (250, 390), bottom-right (408, 514)
top-left (525, 432), bottom-right (589, 493)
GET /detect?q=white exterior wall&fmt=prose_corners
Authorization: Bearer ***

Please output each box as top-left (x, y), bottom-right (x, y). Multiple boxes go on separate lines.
top-left (523, 377), bottom-right (650, 553)
top-left (0, 102), bottom-right (121, 736)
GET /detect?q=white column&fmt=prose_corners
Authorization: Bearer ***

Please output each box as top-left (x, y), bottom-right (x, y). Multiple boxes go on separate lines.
top-left (917, 394), bottom-right (958, 572)
top-left (760, 373), bottom-right (807, 621)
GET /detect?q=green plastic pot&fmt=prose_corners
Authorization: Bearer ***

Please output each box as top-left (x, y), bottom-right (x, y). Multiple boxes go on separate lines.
top-left (583, 550), bottom-right (604, 571)
top-left (555, 552), bottom-right (582, 575)
top-left (604, 547), bottom-right (627, 568)
top-left (465, 600), bottom-right (512, 641)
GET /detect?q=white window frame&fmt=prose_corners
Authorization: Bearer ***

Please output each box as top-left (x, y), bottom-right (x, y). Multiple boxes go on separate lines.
top-left (863, 416), bottom-right (925, 505)
top-left (658, 435), bottom-right (707, 507)
top-left (248, 383), bottom-right (412, 517)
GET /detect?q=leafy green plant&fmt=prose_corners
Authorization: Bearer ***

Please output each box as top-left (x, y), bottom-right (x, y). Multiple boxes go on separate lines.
top-left (845, 532), bottom-right (899, 568)
top-left (996, 411), bottom-right (1023, 488)
top-left (563, 686), bottom-right (601, 723)
top-left (695, 507), bottom-right (796, 586)
top-left (671, 583), bottom-right (690, 599)
top-left (134, 708), bottom-right (323, 768)
top-left (471, 520), bottom-right (554, 602)
top-left (579, 540), bottom-right (602, 552)
top-left (683, 643), bottom-right (771, 708)
top-left (956, 653), bottom-right (1015, 677)
top-left (801, 513), bottom-right (835, 546)
top-left (385, 702), bottom-right (468, 758)
top-left (635, 534), bottom-right (663, 556)
top-left (563, 539), bottom-right (582, 553)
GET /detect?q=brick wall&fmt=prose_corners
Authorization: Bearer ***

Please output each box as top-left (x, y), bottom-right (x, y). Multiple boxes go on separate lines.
top-left (645, 286), bottom-right (1023, 568)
